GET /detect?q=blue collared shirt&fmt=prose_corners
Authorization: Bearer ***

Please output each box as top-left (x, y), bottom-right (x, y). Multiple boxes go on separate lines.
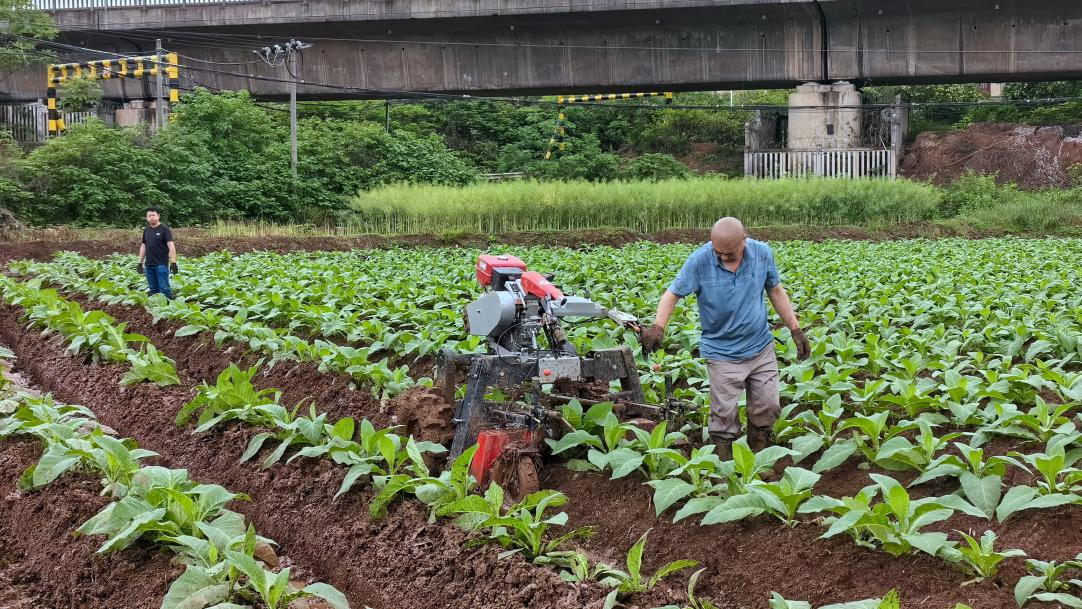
top-left (668, 238), bottom-right (780, 362)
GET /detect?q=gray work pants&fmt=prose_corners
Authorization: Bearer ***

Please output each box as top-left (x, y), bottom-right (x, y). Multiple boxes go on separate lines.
top-left (706, 344), bottom-right (781, 437)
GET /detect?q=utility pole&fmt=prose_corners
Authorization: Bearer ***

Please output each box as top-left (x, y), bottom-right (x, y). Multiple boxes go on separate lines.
top-left (289, 47), bottom-right (299, 176)
top-left (385, 100), bottom-right (391, 132)
top-left (155, 39), bottom-right (165, 132)
top-left (254, 40), bottom-right (312, 178)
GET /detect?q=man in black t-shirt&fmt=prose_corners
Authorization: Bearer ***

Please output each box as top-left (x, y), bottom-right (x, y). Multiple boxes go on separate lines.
top-left (137, 207), bottom-right (178, 299)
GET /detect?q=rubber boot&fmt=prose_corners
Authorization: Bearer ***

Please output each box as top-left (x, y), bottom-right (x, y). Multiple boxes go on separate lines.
top-left (748, 425), bottom-right (782, 481)
top-left (710, 434), bottom-right (735, 461)
top-left (748, 425), bottom-right (775, 453)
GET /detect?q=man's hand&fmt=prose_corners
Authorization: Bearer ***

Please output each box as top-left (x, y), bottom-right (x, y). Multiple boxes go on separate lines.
top-left (137, 262), bottom-right (144, 275)
top-left (640, 323), bottom-right (665, 353)
top-left (791, 327), bottom-right (811, 361)
top-left (169, 262), bottom-right (179, 275)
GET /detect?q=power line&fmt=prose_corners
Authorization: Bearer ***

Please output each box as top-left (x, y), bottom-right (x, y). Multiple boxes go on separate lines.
top-left (109, 27), bottom-right (1082, 56)
top-left (11, 33), bottom-right (1082, 114)
top-left (45, 22), bottom-right (1082, 56)
top-left (177, 53), bottom-right (264, 66)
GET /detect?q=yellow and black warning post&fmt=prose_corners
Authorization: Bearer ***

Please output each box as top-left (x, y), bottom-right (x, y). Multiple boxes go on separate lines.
top-left (46, 52), bottom-right (180, 136)
top-left (544, 91), bottom-right (673, 159)
top-left (556, 91), bottom-right (674, 105)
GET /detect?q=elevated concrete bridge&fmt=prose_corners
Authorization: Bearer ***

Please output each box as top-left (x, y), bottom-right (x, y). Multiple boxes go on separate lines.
top-left (2, 0), bottom-right (1082, 102)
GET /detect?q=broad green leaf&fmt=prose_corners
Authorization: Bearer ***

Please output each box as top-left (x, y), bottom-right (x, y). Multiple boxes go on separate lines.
top-left (673, 495), bottom-right (724, 523)
top-left (701, 493), bottom-right (765, 525)
top-left (1032, 593), bottom-right (1082, 608)
top-left (645, 478), bottom-right (695, 516)
top-left (301, 583), bottom-right (351, 609)
top-left (607, 447), bottom-right (645, 479)
top-left (161, 565), bottom-right (230, 609)
top-left (959, 473), bottom-right (1001, 518)
top-left (174, 324), bottom-right (205, 337)
top-left (813, 440), bottom-right (857, 473)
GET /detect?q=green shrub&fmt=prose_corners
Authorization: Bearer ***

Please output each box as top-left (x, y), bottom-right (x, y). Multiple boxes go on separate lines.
top-left (937, 172), bottom-right (1020, 217)
top-left (620, 154), bottom-right (694, 181)
top-left (57, 75), bottom-right (103, 112)
top-left (0, 131), bottom-right (30, 210)
top-left (18, 119), bottom-right (169, 226)
top-left (527, 134), bottom-right (620, 182)
top-left (634, 109), bottom-right (744, 155)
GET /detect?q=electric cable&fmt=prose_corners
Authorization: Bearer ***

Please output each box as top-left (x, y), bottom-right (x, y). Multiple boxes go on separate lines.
top-left (87, 26), bottom-right (1082, 55)
top-left (10, 32), bottom-right (1082, 113)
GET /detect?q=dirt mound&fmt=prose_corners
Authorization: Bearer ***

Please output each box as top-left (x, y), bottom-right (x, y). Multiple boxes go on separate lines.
top-left (0, 438), bottom-right (178, 609)
top-left (901, 122), bottom-right (1082, 188)
top-left (389, 386), bottom-right (455, 446)
top-left (489, 441), bottom-right (543, 501)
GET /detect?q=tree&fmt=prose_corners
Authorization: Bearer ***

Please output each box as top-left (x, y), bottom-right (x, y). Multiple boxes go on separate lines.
top-left (57, 75), bottom-right (104, 112)
top-left (620, 153), bottom-right (694, 181)
top-left (19, 119), bottom-right (168, 226)
top-left (0, 0), bottom-right (57, 71)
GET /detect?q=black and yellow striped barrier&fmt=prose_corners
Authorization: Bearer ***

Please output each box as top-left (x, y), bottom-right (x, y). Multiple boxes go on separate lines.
top-left (557, 91), bottom-right (673, 105)
top-left (47, 52), bottom-right (180, 136)
top-left (543, 111), bottom-right (567, 160)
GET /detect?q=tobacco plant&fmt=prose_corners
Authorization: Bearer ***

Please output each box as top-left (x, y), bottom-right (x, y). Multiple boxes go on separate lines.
top-left (938, 530), bottom-right (1025, 581)
top-left (803, 474), bottom-right (955, 557)
top-left (600, 530), bottom-right (698, 607)
top-left (439, 484), bottom-right (594, 562)
top-left (1014, 554), bottom-right (1082, 608)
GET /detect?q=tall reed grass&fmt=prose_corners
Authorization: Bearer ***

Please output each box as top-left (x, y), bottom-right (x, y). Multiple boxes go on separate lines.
top-left (351, 178), bottom-right (942, 234)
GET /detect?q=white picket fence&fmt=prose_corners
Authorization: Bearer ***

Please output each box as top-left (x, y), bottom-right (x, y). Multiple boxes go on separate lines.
top-left (744, 148), bottom-right (897, 179)
top-left (0, 104), bottom-right (116, 144)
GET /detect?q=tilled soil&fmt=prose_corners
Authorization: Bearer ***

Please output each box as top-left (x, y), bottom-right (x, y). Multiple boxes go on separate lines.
top-left (59, 293), bottom-right (398, 429)
top-left (0, 223), bottom-right (1021, 266)
top-left (541, 465), bottom-right (1079, 609)
top-left (0, 438), bottom-right (179, 609)
top-left (3, 295), bottom-right (1080, 608)
top-left (0, 306), bottom-right (607, 609)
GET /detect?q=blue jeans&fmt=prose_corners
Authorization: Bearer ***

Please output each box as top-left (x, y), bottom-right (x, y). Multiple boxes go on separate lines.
top-left (145, 264), bottom-right (173, 299)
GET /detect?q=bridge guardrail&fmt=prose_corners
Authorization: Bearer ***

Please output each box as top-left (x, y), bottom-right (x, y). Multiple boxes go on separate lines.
top-left (34, 0), bottom-right (251, 9)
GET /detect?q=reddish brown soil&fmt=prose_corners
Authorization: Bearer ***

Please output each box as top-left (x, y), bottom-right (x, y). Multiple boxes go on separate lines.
top-left (541, 465), bottom-right (1079, 609)
top-left (390, 386), bottom-right (455, 446)
top-left (4, 295), bottom-right (1079, 609)
top-left (0, 306), bottom-right (607, 609)
top-left (0, 438), bottom-right (179, 609)
top-left (0, 224), bottom-right (1028, 266)
top-left (60, 293), bottom-right (396, 428)
top-left (902, 123), bottom-right (1082, 188)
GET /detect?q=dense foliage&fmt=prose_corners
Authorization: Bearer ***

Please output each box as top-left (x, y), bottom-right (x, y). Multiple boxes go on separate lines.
top-left (56, 75), bottom-right (104, 112)
top-left (0, 0), bottom-right (56, 71)
top-left (4, 90), bottom-right (479, 226)
top-left (4, 83), bottom-right (1082, 228)
top-left (866, 82), bottom-right (1082, 132)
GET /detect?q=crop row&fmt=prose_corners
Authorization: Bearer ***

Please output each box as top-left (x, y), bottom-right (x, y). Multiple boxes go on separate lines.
top-left (12, 262), bottom-right (425, 400)
top-left (182, 364), bottom-right (1082, 608)
top-left (19, 239), bottom-right (1082, 411)
top-left (0, 390), bottom-right (350, 609)
top-left (549, 398), bottom-right (1082, 607)
top-left (178, 362), bottom-right (921, 609)
top-left (0, 276), bottom-right (180, 387)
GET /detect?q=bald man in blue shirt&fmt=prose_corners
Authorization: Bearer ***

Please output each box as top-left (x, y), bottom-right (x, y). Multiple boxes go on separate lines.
top-left (640, 217), bottom-right (810, 460)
